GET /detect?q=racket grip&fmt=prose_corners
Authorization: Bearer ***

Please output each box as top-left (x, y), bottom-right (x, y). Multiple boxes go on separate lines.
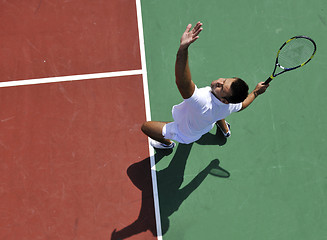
top-left (264, 77), bottom-right (272, 85)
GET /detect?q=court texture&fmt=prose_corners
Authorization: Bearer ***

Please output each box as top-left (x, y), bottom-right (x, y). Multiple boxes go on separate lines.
top-left (0, 0), bottom-right (326, 239)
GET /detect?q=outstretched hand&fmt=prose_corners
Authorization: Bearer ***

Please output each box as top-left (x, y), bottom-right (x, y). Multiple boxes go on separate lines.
top-left (179, 21), bottom-right (203, 50)
top-left (254, 82), bottom-right (269, 96)
top-left (239, 82), bottom-right (270, 111)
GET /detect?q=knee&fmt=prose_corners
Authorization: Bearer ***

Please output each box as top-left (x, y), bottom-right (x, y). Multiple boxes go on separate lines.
top-left (141, 121), bottom-right (149, 134)
top-left (141, 121), bottom-right (165, 139)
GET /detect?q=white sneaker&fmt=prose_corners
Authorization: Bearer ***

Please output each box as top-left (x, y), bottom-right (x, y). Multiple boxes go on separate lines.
top-left (149, 139), bottom-right (176, 149)
top-left (216, 120), bottom-right (231, 138)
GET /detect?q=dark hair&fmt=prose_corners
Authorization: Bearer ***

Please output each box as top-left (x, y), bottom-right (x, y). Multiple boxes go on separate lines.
top-left (225, 77), bottom-right (249, 103)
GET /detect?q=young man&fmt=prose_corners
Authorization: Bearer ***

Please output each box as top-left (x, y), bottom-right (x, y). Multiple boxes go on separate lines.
top-left (141, 22), bottom-right (269, 149)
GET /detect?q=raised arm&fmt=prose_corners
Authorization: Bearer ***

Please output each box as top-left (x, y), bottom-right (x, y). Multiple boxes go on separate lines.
top-left (240, 82), bottom-right (269, 111)
top-left (175, 22), bottom-right (203, 99)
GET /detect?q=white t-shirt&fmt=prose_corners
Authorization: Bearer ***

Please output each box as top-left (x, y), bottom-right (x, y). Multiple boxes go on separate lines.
top-left (171, 85), bottom-right (242, 142)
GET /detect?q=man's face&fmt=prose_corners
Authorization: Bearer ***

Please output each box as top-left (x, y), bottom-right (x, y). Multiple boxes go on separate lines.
top-left (211, 78), bottom-right (236, 103)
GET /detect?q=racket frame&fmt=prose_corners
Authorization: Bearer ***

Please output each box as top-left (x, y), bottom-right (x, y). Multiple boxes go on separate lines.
top-left (264, 36), bottom-right (316, 84)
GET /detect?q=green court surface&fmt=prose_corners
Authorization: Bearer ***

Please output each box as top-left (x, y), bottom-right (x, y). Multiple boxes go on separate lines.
top-left (141, 0), bottom-right (327, 239)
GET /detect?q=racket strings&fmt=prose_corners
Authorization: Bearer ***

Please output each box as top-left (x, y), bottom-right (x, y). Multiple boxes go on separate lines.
top-left (278, 38), bottom-right (315, 69)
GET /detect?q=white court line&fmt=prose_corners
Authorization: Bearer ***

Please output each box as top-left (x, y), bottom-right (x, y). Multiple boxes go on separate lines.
top-left (136, 0), bottom-right (163, 239)
top-left (1, 2), bottom-right (162, 237)
top-left (0, 69), bottom-right (143, 88)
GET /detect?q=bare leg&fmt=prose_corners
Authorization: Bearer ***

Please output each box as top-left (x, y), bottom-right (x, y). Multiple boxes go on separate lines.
top-left (141, 121), bottom-right (172, 145)
top-left (216, 119), bottom-right (229, 134)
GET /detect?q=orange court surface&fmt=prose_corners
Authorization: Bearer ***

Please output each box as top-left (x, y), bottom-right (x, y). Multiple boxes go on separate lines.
top-left (2, 1), bottom-right (327, 240)
top-left (0, 0), bottom-right (157, 239)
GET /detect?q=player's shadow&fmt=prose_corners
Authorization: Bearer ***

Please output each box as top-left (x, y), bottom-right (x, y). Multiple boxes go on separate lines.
top-left (111, 127), bottom-right (229, 239)
top-left (111, 138), bottom-right (229, 239)
top-left (196, 126), bottom-right (227, 146)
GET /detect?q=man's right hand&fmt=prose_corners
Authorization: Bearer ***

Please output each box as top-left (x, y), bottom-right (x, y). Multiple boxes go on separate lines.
top-left (253, 82), bottom-right (269, 97)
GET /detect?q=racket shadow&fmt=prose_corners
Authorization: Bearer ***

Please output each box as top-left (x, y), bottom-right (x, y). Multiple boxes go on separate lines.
top-left (111, 143), bottom-right (227, 239)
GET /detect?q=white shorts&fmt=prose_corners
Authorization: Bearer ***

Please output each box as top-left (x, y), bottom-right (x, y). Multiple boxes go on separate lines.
top-left (162, 122), bottom-right (202, 144)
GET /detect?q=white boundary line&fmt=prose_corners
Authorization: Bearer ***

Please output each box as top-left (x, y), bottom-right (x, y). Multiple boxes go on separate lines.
top-left (0, 69), bottom-right (143, 88)
top-left (136, 0), bottom-right (163, 239)
top-left (1, 2), bottom-right (163, 237)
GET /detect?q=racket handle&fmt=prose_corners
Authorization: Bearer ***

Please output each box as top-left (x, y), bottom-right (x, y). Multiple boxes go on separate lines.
top-left (264, 77), bottom-right (272, 85)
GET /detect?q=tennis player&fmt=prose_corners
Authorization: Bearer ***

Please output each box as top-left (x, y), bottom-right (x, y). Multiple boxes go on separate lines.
top-left (142, 21), bottom-right (269, 149)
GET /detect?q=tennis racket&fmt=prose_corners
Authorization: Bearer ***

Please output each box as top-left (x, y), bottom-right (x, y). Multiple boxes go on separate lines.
top-left (264, 36), bottom-right (316, 85)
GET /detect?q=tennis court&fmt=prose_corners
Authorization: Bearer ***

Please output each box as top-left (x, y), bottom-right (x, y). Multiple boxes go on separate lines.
top-left (1, 0), bottom-right (327, 239)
